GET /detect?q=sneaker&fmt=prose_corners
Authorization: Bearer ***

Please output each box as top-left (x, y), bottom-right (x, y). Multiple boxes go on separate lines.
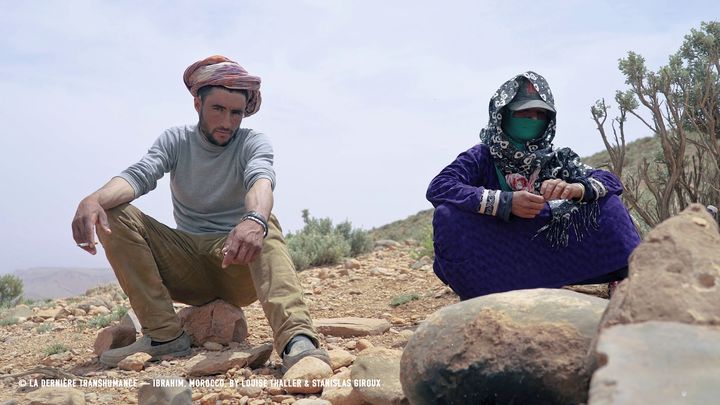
top-left (99, 331), bottom-right (192, 367)
top-left (281, 335), bottom-right (331, 372)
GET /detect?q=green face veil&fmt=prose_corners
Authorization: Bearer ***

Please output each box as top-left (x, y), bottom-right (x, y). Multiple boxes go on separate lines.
top-left (502, 114), bottom-right (547, 143)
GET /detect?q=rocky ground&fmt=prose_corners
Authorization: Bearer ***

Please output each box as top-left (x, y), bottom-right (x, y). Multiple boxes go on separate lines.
top-left (0, 241), bottom-right (460, 404)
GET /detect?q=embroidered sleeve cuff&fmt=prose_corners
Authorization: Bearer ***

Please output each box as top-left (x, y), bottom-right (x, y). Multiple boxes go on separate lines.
top-left (478, 189), bottom-right (505, 217)
top-left (588, 177), bottom-right (608, 201)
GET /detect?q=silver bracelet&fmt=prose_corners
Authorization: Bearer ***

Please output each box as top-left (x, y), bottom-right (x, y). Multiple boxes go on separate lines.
top-left (242, 212), bottom-right (268, 237)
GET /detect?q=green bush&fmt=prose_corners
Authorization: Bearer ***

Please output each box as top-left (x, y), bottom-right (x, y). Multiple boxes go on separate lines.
top-left (0, 274), bottom-right (23, 307)
top-left (286, 210), bottom-right (374, 271)
top-left (0, 317), bottom-right (18, 326)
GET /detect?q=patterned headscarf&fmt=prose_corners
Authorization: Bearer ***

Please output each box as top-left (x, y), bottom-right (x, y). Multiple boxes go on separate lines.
top-left (480, 72), bottom-right (598, 247)
top-left (183, 55), bottom-right (262, 117)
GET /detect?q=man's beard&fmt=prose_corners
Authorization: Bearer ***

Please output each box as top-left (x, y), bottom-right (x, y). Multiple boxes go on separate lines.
top-left (199, 115), bottom-right (235, 146)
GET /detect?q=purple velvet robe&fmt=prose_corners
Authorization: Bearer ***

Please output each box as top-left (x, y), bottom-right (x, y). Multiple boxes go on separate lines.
top-left (427, 144), bottom-right (641, 300)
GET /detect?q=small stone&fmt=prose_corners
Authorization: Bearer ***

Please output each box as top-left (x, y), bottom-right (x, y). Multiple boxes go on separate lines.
top-left (344, 259), bottom-right (361, 270)
top-left (356, 339), bottom-right (374, 351)
top-left (203, 341), bottom-right (224, 351)
top-left (138, 377), bottom-right (192, 405)
top-left (118, 352), bottom-right (151, 372)
top-left (266, 386), bottom-right (285, 395)
top-left (282, 357), bottom-right (334, 394)
top-left (328, 349), bottom-right (356, 370)
top-left (25, 387), bottom-right (85, 404)
top-left (200, 393), bottom-right (220, 405)
top-left (237, 385), bottom-right (262, 398)
top-left (315, 318), bottom-right (391, 337)
top-left (344, 340), bottom-right (357, 350)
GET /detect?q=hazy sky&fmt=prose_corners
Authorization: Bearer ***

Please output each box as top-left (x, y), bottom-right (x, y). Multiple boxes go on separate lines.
top-left (1, 1), bottom-right (717, 273)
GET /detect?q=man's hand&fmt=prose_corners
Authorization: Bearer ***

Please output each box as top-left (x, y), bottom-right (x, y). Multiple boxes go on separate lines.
top-left (511, 190), bottom-right (546, 218)
top-left (72, 197), bottom-right (111, 255)
top-left (540, 179), bottom-right (584, 201)
top-left (221, 220), bottom-right (264, 268)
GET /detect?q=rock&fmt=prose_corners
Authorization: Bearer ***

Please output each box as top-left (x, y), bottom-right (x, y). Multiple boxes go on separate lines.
top-left (344, 259), bottom-right (361, 270)
top-left (236, 385), bottom-right (262, 398)
top-left (356, 339), bottom-right (373, 352)
top-left (282, 356), bottom-right (334, 394)
top-left (138, 377), bottom-right (191, 405)
top-left (315, 318), bottom-right (391, 337)
top-left (88, 305), bottom-right (111, 316)
top-left (119, 352), bottom-right (152, 372)
top-left (177, 300), bottom-right (248, 346)
top-left (76, 297), bottom-right (109, 312)
top-left (186, 343), bottom-right (272, 376)
top-left (596, 204), bottom-right (720, 329)
top-left (203, 341), bottom-right (223, 351)
top-left (344, 340), bottom-right (357, 350)
top-left (328, 349), bottom-right (356, 370)
top-left (321, 368), bottom-right (367, 405)
top-left (352, 347), bottom-right (405, 405)
top-left (36, 308), bottom-right (57, 319)
top-left (199, 393), bottom-right (219, 405)
top-left (25, 387), bottom-right (85, 404)
top-left (41, 351), bottom-right (73, 367)
top-left (589, 321), bottom-right (720, 404)
top-left (401, 288), bottom-right (607, 405)
top-left (94, 325), bottom-right (137, 356)
top-left (8, 304), bottom-right (33, 319)
top-left (375, 240), bottom-right (402, 249)
top-left (53, 307), bottom-right (72, 320)
top-left (119, 309), bottom-right (142, 333)
top-left (294, 399), bottom-right (332, 405)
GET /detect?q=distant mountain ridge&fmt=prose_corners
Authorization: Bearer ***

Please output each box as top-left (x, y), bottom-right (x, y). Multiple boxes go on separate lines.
top-left (14, 267), bottom-right (117, 300)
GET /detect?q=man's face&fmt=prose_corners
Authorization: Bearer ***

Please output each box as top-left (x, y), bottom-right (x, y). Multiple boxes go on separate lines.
top-left (194, 87), bottom-right (247, 146)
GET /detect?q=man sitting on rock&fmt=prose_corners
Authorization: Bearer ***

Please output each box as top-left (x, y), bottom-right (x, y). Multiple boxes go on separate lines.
top-left (71, 55), bottom-right (329, 370)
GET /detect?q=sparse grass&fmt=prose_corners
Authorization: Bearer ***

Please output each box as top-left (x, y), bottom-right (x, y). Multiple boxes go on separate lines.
top-left (390, 293), bottom-right (420, 307)
top-left (0, 317), bottom-right (18, 326)
top-left (410, 225), bottom-right (434, 260)
top-left (24, 298), bottom-right (54, 309)
top-left (36, 323), bottom-right (54, 334)
top-left (44, 343), bottom-right (69, 356)
top-left (88, 305), bottom-right (128, 328)
top-left (88, 314), bottom-right (113, 328)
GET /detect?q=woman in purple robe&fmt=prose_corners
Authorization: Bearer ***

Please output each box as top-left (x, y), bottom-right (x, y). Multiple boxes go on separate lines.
top-left (427, 71), bottom-right (641, 300)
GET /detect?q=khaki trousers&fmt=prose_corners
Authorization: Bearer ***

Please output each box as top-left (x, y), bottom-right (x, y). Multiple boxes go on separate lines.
top-left (98, 203), bottom-right (317, 355)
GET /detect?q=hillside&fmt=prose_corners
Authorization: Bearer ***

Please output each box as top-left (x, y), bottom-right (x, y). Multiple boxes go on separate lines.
top-left (14, 267), bottom-right (117, 300)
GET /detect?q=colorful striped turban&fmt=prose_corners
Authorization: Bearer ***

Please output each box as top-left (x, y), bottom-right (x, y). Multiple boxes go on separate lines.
top-left (183, 55), bottom-right (262, 117)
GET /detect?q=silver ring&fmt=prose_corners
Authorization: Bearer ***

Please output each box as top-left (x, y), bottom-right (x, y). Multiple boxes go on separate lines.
top-left (77, 242), bottom-right (92, 247)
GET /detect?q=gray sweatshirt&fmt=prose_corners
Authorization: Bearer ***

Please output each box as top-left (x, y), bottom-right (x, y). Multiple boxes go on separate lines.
top-left (118, 125), bottom-right (276, 234)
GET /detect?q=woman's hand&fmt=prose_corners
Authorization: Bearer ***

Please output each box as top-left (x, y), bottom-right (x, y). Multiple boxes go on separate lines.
top-left (511, 190), bottom-right (546, 218)
top-left (540, 179), bottom-right (584, 201)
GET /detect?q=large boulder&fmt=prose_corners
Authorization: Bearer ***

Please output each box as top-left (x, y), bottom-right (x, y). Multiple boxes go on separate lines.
top-left (597, 204), bottom-right (720, 329)
top-left (400, 288), bottom-right (607, 405)
top-left (589, 321), bottom-right (720, 404)
top-left (177, 300), bottom-right (248, 346)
